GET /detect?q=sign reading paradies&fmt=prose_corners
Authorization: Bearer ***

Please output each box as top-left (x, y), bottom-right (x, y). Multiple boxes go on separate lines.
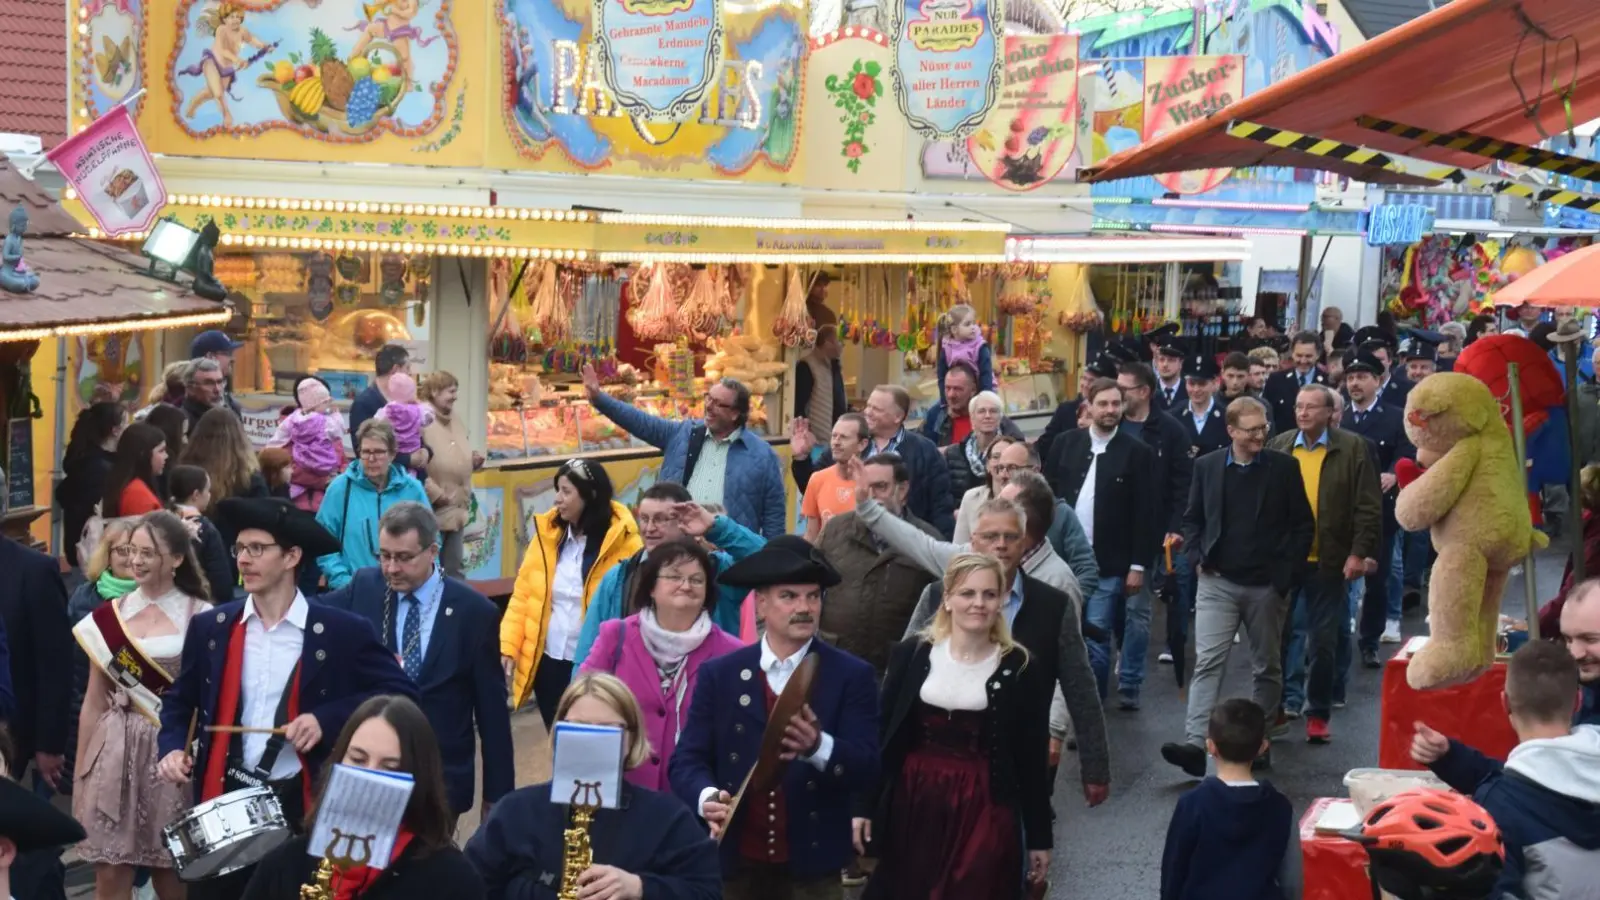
top-left (890, 0), bottom-right (1003, 140)
top-left (1141, 54), bottom-right (1244, 195)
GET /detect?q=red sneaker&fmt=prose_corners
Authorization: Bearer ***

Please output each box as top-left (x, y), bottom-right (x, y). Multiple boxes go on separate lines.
top-left (1306, 717), bottom-right (1331, 744)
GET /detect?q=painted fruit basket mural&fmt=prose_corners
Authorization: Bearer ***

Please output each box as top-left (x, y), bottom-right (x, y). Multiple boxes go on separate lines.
top-left (171, 0), bottom-right (458, 142)
top-left (258, 29), bottom-right (411, 135)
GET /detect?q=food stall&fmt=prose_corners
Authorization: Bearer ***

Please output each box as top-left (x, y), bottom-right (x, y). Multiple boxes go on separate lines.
top-left (58, 0), bottom-right (1279, 585)
top-left (0, 158), bottom-right (229, 547)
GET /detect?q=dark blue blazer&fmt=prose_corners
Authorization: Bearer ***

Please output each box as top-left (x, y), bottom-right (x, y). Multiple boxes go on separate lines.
top-left (158, 599), bottom-right (418, 804)
top-left (319, 569), bottom-right (514, 814)
top-left (465, 783), bottom-right (721, 900)
top-left (0, 536), bottom-right (71, 762)
top-left (1176, 400), bottom-right (1230, 460)
top-left (668, 639), bottom-right (880, 879)
top-left (0, 611), bottom-right (13, 724)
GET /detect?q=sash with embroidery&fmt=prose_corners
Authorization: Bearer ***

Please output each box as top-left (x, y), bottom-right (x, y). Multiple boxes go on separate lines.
top-left (71, 602), bottom-right (175, 724)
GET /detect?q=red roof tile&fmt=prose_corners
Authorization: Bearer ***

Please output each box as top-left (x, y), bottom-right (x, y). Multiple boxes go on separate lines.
top-left (0, 0), bottom-right (69, 149)
top-left (2, 159), bottom-right (227, 332)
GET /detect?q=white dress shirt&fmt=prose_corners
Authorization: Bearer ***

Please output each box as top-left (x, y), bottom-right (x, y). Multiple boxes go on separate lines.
top-left (697, 636), bottom-right (834, 816)
top-left (393, 567), bottom-right (445, 663)
top-left (240, 592), bottom-right (308, 780)
top-left (1074, 427), bottom-right (1114, 546)
top-left (544, 534), bottom-right (587, 662)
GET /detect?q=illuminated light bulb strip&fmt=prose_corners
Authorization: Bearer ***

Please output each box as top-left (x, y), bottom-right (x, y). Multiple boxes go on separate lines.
top-left (597, 213), bottom-right (1010, 233)
top-left (210, 233), bottom-right (588, 260)
top-left (1007, 236), bottom-right (1253, 263)
top-left (597, 252), bottom-right (1008, 265)
top-left (809, 27), bottom-right (890, 50)
top-left (87, 229), bottom-right (587, 261)
top-left (161, 194), bottom-right (594, 223)
top-left (0, 309), bottom-right (232, 344)
top-left (1147, 223), bottom-right (1310, 237)
top-left (1149, 198), bottom-right (1313, 213)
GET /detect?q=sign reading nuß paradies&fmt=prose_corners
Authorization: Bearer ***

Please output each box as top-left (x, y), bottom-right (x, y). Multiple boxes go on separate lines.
top-left (891, 0), bottom-right (1003, 140)
top-left (593, 0), bottom-right (724, 119)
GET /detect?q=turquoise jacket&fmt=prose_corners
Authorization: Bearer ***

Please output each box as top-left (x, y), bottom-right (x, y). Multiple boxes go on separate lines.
top-left (572, 516), bottom-right (765, 667)
top-left (315, 460), bottom-right (432, 590)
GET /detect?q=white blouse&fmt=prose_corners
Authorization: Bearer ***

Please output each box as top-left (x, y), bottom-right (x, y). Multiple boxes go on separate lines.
top-left (544, 533), bottom-right (587, 661)
top-left (920, 640), bottom-right (1000, 711)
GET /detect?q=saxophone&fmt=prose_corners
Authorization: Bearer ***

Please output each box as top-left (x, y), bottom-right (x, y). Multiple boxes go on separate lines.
top-left (558, 781), bottom-right (603, 900)
top-left (300, 829), bottom-right (375, 900)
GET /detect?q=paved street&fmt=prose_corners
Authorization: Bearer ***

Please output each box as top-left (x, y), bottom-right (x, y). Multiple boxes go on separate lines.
top-left (64, 549), bottom-right (1569, 898)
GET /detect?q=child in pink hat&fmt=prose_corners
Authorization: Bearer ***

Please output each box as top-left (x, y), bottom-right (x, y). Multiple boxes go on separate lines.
top-left (375, 371), bottom-right (433, 476)
top-left (265, 376), bottom-right (347, 512)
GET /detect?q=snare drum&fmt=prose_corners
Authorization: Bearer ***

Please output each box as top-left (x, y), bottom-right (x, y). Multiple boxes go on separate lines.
top-left (162, 786), bottom-right (291, 882)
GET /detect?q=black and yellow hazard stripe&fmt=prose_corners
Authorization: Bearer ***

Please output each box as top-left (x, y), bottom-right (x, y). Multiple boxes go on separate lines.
top-left (1225, 120), bottom-right (1402, 170)
top-left (1356, 115), bottom-right (1600, 183)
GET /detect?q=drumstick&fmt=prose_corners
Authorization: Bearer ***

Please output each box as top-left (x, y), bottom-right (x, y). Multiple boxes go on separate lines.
top-left (204, 725), bottom-right (287, 735)
top-left (185, 710), bottom-right (198, 751)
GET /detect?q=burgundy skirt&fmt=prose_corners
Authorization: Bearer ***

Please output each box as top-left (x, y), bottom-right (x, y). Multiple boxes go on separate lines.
top-left (867, 703), bottom-right (1022, 900)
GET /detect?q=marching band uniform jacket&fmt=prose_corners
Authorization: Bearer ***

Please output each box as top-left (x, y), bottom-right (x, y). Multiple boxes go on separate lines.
top-left (157, 598), bottom-right (418, 805)
top-left (668, 639), bottom-right (880, 880)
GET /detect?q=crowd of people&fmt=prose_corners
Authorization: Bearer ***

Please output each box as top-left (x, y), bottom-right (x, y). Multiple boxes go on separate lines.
top-left (0, 310), bottom-right (1598, 900)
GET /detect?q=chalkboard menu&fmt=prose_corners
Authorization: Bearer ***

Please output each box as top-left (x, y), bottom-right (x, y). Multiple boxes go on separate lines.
top-left (8, 417), bottom-right (33, 511)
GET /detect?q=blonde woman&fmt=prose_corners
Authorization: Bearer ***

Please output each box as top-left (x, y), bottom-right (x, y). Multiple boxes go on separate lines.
top-left (73, 512), bottom-right (212, 899)
top-left (418, 370), bottom-right (482, 578)
top-left (465, 674), bottom-right (721, 900)
top-left (856, 553), bottom-right (1052, 900)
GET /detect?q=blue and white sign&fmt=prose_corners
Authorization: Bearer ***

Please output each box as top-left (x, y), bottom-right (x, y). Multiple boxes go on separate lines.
top-left (593, 0), bottom-right (724, 120)
top-left (1365, 203), bottom-right (1435, 247)
top-left (891, 0), bottom-right (1003, 139)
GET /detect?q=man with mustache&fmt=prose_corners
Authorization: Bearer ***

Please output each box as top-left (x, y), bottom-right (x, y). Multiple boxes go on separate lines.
top-left (670, 537), bottom-right (880, 900)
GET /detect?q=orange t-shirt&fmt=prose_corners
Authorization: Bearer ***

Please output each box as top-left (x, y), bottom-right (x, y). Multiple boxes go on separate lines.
top-left (802, 464), bottom-right (857, 528)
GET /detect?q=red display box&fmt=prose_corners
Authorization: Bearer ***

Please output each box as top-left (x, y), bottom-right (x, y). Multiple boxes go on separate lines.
top-left (1299, 798), bottom-right (1373, 900)
top-left (1377, 651), bottom-right (1519, 770)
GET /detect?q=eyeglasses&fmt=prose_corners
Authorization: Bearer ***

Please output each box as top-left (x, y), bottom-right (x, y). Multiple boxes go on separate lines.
top-left (231, 541), bottom-right (280, 559)
top-left (659, 573), bottom-right (708, 589)
top-left (359, 448), bottom-right (392, 459)
top-left (704, 395), bottom-right (736, 412)
top-left (379, 548), bottom-right (432, 565)
top-left (1233, 425), bottom-right (1270, 437)
top-left (637, 514), bottom-right (679, 528)
top-left (991, 464), bottom-right (1034, 475)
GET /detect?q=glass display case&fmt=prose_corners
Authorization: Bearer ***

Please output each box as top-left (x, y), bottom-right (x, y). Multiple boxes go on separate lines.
top-left (216, 249), bottom-right (433, 442)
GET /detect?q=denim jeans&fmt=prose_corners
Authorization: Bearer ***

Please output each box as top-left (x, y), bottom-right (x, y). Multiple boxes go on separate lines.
top-left (1087, 575), bottom-right (1139, 699)
top-left (1286, 578), bottom-right (1363, 712)
top-left (1387, 535), bottom-right (1405, 619)
top-left (1359, 524), bottom-right (1401, 653)
top-left (1403, 530), bottom-right (1432, 589)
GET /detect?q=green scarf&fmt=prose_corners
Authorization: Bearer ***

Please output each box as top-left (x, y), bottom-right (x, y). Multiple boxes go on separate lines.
top-left (96, 570), bottom-right (137, 601)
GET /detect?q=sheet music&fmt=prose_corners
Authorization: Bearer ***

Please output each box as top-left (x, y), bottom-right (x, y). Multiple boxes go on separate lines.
top-left (307, 764), bottom-right (414, 870)
top-left (550, 723), bottom-right (624, 810)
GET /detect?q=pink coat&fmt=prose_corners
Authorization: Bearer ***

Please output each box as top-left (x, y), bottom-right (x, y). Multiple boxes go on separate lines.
top-left (579, 614), bottom-right (742, 792)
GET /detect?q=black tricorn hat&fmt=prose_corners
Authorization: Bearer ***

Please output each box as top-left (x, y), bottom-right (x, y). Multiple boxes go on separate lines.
top-left (0, 775), bottom-right (86, 853)
top-left (215, 497), bottom-right (343, 559)
top-left (720, 535), bottom-right (842, 590)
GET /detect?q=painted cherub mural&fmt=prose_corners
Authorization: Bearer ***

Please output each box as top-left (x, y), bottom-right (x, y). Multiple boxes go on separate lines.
top-left (349, 0), bottom-right (435, 82)
top-left (181, 2), bottom-right (274, 126)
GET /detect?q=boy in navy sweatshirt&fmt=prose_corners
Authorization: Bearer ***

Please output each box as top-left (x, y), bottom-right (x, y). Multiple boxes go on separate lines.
top-left (1410, 640), bottom-right (1600, 899)
top-left (1161, 699), bottom-right (1302, 900)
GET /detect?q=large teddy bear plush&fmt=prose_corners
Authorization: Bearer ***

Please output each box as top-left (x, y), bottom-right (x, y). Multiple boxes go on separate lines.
top-left (1396, 372), bottom-right (1548, 689)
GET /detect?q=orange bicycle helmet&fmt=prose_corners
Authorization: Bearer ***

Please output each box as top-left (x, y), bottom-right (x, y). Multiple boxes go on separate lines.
top-left (1343, 789), bottom-right (1504, 900)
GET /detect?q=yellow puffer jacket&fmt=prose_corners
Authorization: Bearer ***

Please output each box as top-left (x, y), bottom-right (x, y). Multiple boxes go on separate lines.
top-left (501, 501), bottom-right (641, 708)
